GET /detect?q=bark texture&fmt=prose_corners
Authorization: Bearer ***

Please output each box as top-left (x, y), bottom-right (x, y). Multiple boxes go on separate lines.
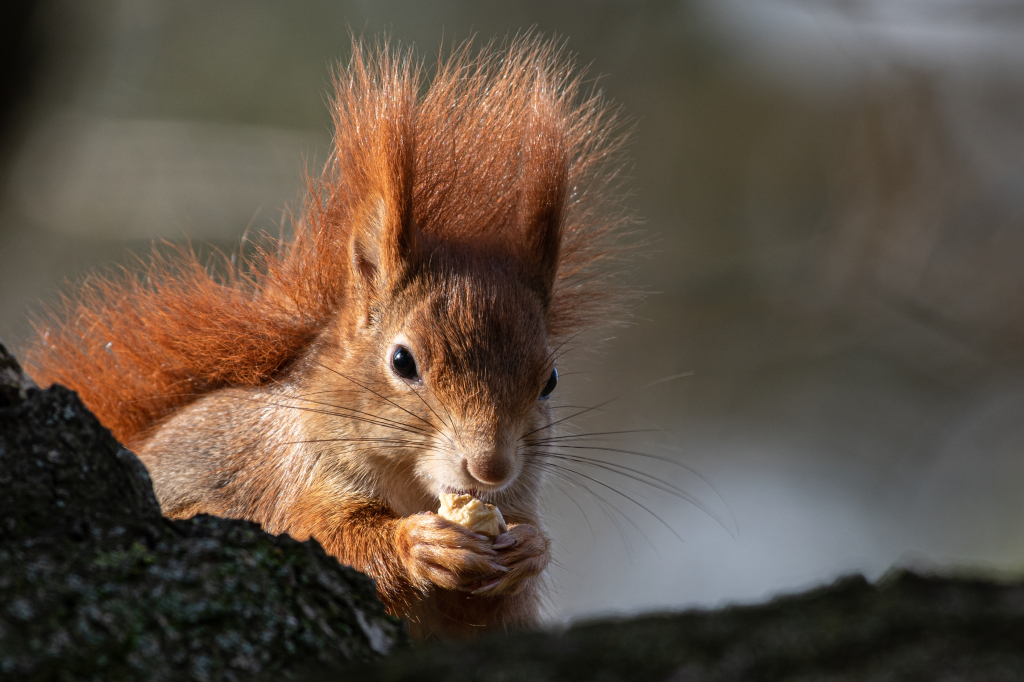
top-left (0, 341), bottom-right (406, 682)
top-left (348, 571), bottom-right (1024, 681)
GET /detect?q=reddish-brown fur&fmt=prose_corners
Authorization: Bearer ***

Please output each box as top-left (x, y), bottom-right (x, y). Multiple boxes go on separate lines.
top-left (25, 36), bottom-right (633, 638)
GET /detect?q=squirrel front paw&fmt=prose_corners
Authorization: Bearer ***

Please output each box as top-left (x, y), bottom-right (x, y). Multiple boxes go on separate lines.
top-left (395, 512), bottom-right (507, 592)
top-left (471, 522), bottom-right (549, 596)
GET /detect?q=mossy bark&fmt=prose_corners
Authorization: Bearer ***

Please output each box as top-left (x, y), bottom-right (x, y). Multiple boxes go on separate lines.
top-left (0, 342), bottom-right (407, 681)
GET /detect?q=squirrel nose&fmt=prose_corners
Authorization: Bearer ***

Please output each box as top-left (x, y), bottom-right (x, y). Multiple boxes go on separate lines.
top-left (465, 450), bottom-right (514, 487)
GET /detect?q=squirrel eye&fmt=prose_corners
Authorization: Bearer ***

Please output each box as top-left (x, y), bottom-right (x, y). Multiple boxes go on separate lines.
top-left (539, 367), bottom-right (558, 400)
top-left (391, 346), bottom-right (418, 380)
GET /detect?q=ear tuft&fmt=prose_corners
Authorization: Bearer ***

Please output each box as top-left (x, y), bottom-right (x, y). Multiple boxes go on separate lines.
top-left (518, 106), bottom-right (569, 306)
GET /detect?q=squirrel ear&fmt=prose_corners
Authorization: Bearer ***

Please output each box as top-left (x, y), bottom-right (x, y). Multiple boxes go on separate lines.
top-left (350, 195), bottom-right (415, 324)
top-left (518, 129), bottom-right (568, 306)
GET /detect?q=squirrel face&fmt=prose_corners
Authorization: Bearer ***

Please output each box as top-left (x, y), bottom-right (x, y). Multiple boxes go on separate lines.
top-left (383, 271), bottom-right (552, 496)
top-left (309, 223), bottom-right (558, 511)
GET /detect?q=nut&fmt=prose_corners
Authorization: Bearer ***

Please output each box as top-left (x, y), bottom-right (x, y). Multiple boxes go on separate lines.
top-left (437, 494), bottom-right (507, 538)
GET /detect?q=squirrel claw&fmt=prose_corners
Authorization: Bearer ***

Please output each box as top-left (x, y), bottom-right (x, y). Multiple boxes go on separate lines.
top-left (471, 579), bottom-right (502, 595)
top-left (492, 534), bottom-right (515, 550)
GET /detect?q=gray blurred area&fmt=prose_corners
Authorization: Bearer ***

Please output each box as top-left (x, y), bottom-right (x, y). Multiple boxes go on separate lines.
top-left (2, 0), bottom-right (1024, 622)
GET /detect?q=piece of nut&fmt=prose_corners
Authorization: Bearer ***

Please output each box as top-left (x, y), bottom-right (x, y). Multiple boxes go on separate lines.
top-left (437, 494), bottom-right (507, 538)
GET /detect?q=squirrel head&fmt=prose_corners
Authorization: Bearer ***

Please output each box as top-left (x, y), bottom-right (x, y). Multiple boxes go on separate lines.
top-left (293, 37), bottom-right (628, 509)
top-left (312, 181), bottom-right (564, 502)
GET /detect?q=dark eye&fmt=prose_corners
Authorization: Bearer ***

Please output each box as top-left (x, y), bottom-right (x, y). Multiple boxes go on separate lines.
top-left (391, 346), bottom-right (418, 380)
top-left (539, 367), bottom-right (557, 399)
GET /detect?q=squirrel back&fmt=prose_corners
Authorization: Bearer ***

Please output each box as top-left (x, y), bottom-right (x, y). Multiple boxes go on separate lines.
top-left (25, 36), bottom-right (634, 637)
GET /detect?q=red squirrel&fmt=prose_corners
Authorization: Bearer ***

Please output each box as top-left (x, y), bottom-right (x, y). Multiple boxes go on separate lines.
top-left (25, 37), bottom-right (633, 638)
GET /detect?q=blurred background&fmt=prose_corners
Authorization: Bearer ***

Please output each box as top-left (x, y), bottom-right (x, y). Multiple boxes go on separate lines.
top-left (2, 0), bottom-right (1024, 622)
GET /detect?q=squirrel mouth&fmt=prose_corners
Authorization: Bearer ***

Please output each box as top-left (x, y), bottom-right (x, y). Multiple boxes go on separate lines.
top-left (440, 485), bottom-right (507, 502)
top-left (442, 486), bottom-right (482, 498)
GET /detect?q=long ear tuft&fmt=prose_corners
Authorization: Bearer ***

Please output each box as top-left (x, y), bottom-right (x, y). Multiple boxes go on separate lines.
top-left (517, 84), bottom-right (570, 306)
top-left (332, 39), bottom-right (417, 316)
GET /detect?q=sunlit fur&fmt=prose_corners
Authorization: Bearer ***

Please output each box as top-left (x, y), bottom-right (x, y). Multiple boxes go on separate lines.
top-left (25, 35), bottom-right (634, 638)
